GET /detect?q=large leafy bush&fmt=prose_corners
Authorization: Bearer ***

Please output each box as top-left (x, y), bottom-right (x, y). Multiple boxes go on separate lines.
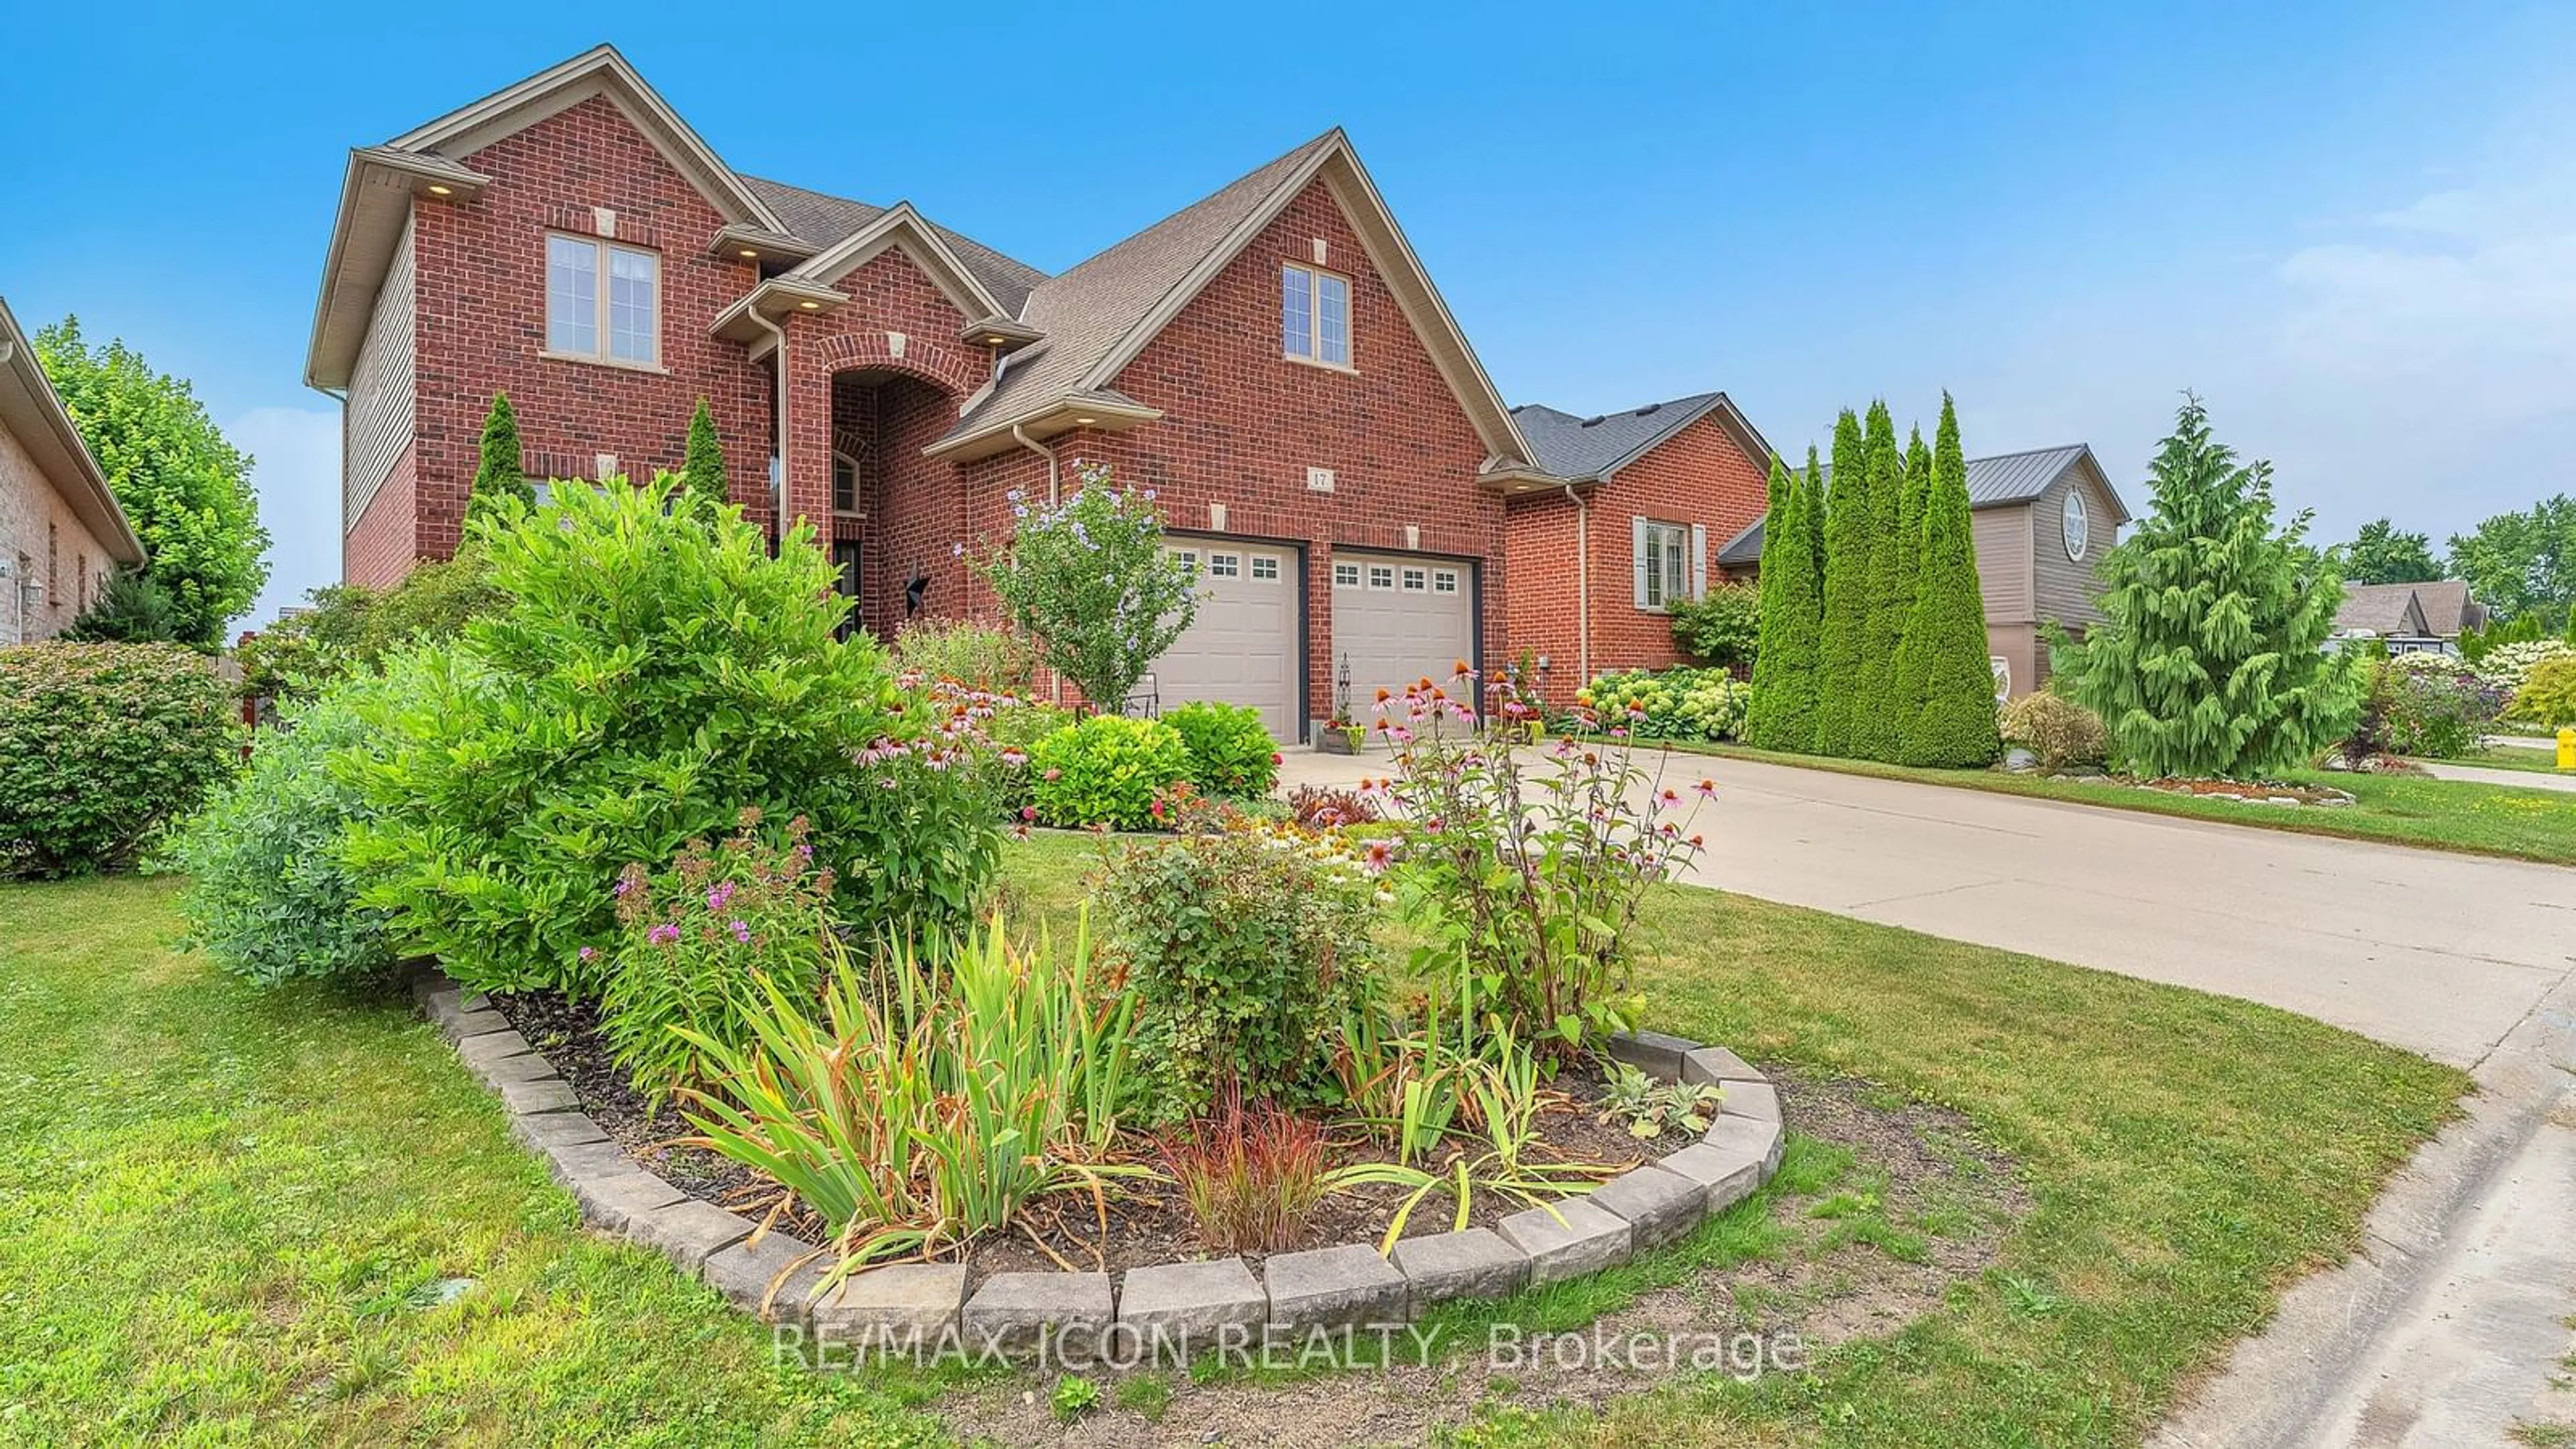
top-left (2363, 654), bottom-right (2504, 759)
top-left (339, 478), bottom-right (989, 996)
top-left (2474, 640), bottom-right (2573, 698)
top-left (2509, 656), bottom-right (2576, 728)
top-left (239, 549), bottom-right (503, 704)
top-left (0, 642), bottom-right (237, 877)
top-left (1163, 700), bottom-right (1280, 796)
top-left (168, 671), bottom-right (400, 983)
top-left (1666, 582), bottom-right (1761, 670)
top-left (1026, 714), bottom-right (1192, 830)
top-left (1097, 805), bottom-right (1383, 1119)
top-left (1579, 667), bottom-right (1750, 741)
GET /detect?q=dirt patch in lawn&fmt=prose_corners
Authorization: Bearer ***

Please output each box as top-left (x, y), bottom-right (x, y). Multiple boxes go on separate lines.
top-left (941, 1069), bottom-right (2028, 1448)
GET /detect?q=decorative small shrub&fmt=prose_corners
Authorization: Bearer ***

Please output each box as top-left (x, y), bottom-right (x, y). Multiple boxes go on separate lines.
top-left (1667, 582), bottom-right (1762, 671)
top-left (1157, 1089), bottom-right (1331, 1252)
top-left (1097, 808), bottom-right (1384, 1118)
top-left (0, 641), bottom-right (237, 877)
top-left (975, 464), bottom-right (1198, 710)
top-left (1163, 700), bottom-right (1280, 797)
top-left (2510, 656), bottom-right (2576, 728)
top-left (339, 476), bottom-right (991, 997)
top-left (678, 921), bottom-right (1144, 1276)
top-left (1577, 667), bottom-right (1751, 741)
top-left (168, 671), bottom-right (399, 984)
top-left (62, 568), bottom-right (180, 644)
top-left (1998, 692), bottom-right (2109, 771)
top-left (892, 618), bottom-right (1036, 693)
top-left (602, 812), bottom-right (838, 1104)
top-left (1369, 666), bottom-right (1708, 1065)
top-left (1287, 783), bottom-right (1379, 829)
top-left (1026, 714), bottom-right (1193, 830)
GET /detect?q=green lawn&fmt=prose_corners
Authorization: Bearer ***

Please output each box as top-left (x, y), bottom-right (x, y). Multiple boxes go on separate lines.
top-left (1652, 738), bottom-right (2576, 866)
top-left (1, 845), bottom-right (2465, 1446)
top-left (2446, 745), bottom-right (2575, 778)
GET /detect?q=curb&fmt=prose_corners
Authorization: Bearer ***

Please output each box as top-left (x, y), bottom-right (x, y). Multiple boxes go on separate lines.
top-left (413, 961), bottom-right (1782, 1352)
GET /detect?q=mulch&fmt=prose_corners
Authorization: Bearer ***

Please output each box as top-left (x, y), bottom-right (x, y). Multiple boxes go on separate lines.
top-left (485, 987), bottom-right (1695, 1285)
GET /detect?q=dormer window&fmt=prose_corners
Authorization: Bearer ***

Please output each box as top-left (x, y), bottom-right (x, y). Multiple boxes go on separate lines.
top-left (547, 233), bottom-right (659, 366)
top-left (1282, 264), bottom-right (1350, 368)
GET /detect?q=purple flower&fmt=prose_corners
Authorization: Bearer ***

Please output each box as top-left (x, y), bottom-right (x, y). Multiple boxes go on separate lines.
top-left (578, 946), bottom-right (596, 963)
top-left (729, 918), bottom-right (751, 944)
top-left (647, 923), bottom-right (681, 946)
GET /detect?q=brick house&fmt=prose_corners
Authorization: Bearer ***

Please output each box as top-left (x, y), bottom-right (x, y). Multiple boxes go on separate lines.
top-left (304, 44), bottom-right (1782, 738)
top-left (0, 295), bottom-right (145, 645)
top-left (1499, 392), bottom-right (1774, 690)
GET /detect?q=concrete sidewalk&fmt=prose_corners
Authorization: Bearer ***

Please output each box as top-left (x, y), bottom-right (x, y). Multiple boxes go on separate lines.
top-left (2420, 759), bottom-right (2576, 792)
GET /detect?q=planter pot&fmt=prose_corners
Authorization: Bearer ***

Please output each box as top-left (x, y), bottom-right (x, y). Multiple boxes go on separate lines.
top-left (1312, 723), bottom-right (1365, 755)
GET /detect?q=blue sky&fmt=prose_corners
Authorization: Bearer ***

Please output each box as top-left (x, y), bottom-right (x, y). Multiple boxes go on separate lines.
top-left (4, 2), bottom-right (2571, 626)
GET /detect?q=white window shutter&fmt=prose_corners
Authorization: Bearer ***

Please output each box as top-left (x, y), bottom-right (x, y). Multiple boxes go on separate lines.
top-left (1632, 517), bottom-right (1651, 607)
top-left (1690, 524), bottom-right (1709, 600)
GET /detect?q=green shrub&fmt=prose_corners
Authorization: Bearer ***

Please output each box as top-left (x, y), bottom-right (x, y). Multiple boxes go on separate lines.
top-left (238, 548), bottom-right (502, 705)
top-left (1998, 692), bottom-right (2110, 771)
top-left (1098, 810), bottom-right (1383, 1119)
top-left (1027, 714), bottom-right (1192, 830)
top-left (167, 672), bottom-right (399, 984)
top-left (1164, 700), bottom-right (1280, 796)
top-left (2510, 656), bottom-right (2576, 728)
top-left (339, 475), bottom-right (996, 996)
top-left (986, 700), bottom-right (1073, 816)
top-left (891, 618), bottom-right (1036, 693)
top-left (2365, 655), bottom-right (2505, 759)
top-left (602, 812), bottom-right (836, 1105)
top-left (1668, 581), bottom-right (1762, 669)
top-left (1579, 667), bottom-right (1750, 741)
top-left (0, 642), bottom-right (237, 877)
top-left (975, 464), bottom-right (1197, 709)
top-left (62, 568), bottom-right (181, 644)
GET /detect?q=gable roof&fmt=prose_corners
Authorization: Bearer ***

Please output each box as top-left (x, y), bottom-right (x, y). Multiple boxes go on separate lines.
top-left (0, 297), bottom-right (145, 565)
top-left (1509, 392), bottom-right (1774, 484)
top-left (741, 177), bottom-right (1048, 318)
top-left (2335, 580), bottom-right (2487, 639)
top-left (929, 131), bottom-right (1534, 467)
top-left (1717, 515), bottom-right (1766, 568)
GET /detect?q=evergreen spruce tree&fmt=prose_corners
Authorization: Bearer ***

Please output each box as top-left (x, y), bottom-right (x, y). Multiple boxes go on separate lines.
top-left (2053, 394), bottom-right (2357, 778)
top-left (1746, 451), bottom-right (1824, 749)
top-left (680, 398), bottom-right (729, 511)
top-left (1883, 425), bottom-right (1935, 726)
top-left (467, 393), bottom-right (534, 523)
top-left (1852, 401), bottom-right (1907, 760)
top-left (1812, 408), bottom-right (1872, 756)
top-left (1894, 393), bottom-right (2002, 767)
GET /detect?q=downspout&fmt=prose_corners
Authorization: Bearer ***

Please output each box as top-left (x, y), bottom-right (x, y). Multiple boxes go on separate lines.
top-left (1564, 482), bottom-right (1591, 686)
top-left (746, 309), bottom-right (790, 554)
top-left (1010, 422), bottom-right (1059, 504)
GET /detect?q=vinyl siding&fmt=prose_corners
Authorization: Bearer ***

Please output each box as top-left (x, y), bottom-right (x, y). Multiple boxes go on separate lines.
top-left (2031, 458), bottom-right (2118, 631)
top-left (344, 211), bottom-right (417, 534)
top-left (1972, 505), bottom-right (2033, 623)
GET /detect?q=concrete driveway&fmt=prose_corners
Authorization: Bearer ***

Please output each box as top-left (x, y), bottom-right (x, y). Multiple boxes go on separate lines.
top-left (1284, 746), bottom-right (2573, 1067)
top-left (1280, 744), bottom-right (2576, 1446)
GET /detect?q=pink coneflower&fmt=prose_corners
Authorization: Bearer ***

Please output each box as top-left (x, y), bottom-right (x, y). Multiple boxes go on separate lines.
top-left (1693, 778), bottom-right (1717, 798)
top-left (1361, 839), bottom-right (1394, 872)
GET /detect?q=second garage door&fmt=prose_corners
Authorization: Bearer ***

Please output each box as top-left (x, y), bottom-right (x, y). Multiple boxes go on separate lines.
top-left (1332, 550), bottom-right (1477, 716)
top-left (1149, 539), bottom-right (1302, 739)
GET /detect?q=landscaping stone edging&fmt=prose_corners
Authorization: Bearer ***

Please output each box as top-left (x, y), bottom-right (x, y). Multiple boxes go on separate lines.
top-left (409, 962), bottom-right (1784, 1353)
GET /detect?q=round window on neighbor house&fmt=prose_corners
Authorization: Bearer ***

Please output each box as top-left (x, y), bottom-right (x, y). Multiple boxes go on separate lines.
top-left (2062, 490), bottom-right (2090, 561)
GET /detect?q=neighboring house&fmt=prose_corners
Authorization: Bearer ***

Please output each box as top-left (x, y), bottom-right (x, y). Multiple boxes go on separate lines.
top-left (1500, 393), bottom-right (1773, 688)
top-left (305, 45), bottom-right (1570, 740)
top-left (0, 296), bottom-right (146, 645)
top-left (1715, 442), bottom-right (2131, 698)
top-left (2332, 580), bottom-right (2487, 655)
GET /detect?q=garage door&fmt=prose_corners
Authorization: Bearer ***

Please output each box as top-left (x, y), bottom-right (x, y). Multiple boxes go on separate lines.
top-left (1148, 540), bottom-right (1301, 739)
top-left (1332, 551), bottom-right (1476, 719)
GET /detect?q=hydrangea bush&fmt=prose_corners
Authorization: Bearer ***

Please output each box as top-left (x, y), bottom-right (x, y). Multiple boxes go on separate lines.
top-left (1576, 667), bottom-right (1752, 741)
top-left (2475, 641), bottom-right (2573, 698)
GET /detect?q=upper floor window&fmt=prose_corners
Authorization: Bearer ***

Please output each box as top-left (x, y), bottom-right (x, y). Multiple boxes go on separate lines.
top-left (547, 233), bottom-right (659, 366)
top-left (1281, 264), bottom-right (1351, 368)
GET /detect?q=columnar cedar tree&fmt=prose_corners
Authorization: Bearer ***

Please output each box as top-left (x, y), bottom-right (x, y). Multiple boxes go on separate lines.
top-left (1884, 425), bottom-right (1935, 727)
top-left (1746, 451), bottom-right (1824, 749)
top-left (1854, 400), bottom-right (1908, 761)
top-left (1894, 393), bottom-right (2002, 767)
top-left (1813, 408), bottom-right (1872, 755)
top-left (680, 397), bottom-right (729, 511)
top-left (2052, 394), bottom-right (2357, 778)
top-left (468, 393), bottom-right (534, 522)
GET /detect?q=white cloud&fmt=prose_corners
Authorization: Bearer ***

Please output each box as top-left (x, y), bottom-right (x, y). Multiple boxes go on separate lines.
top-left (227, 405), bottom-right (340, 631)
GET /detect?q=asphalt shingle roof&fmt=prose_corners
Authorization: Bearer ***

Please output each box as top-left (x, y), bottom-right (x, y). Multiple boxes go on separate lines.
top-left (740, 176), bottom-right (1051, 318)
top-left (2334, 580), bottom-right (2487, 637)
top-left (1510, 394), bottom-right (1723, 481)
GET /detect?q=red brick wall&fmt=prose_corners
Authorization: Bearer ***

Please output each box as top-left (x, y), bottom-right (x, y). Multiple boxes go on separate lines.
top-left (975, 178), bottom-right (1506, 724)
top-left (1501, 489), bottom-right (1586, 695)
top-left (343, 442), bottom-right (419, 589)
top-left (1507, 413), bottom-right (1768, 680)
top-left (407, 93), bottom-right (773, 565)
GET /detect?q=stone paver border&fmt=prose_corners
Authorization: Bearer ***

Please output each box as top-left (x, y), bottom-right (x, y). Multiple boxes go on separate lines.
top-left (410, 962), bottom-right (1784, 1354)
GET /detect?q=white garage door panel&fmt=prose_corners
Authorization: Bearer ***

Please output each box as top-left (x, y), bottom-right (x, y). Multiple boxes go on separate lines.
top-left (1334, 551), bottom-right (1475, 720)
top-left (1150, 542), bottom-right (1301, 739)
